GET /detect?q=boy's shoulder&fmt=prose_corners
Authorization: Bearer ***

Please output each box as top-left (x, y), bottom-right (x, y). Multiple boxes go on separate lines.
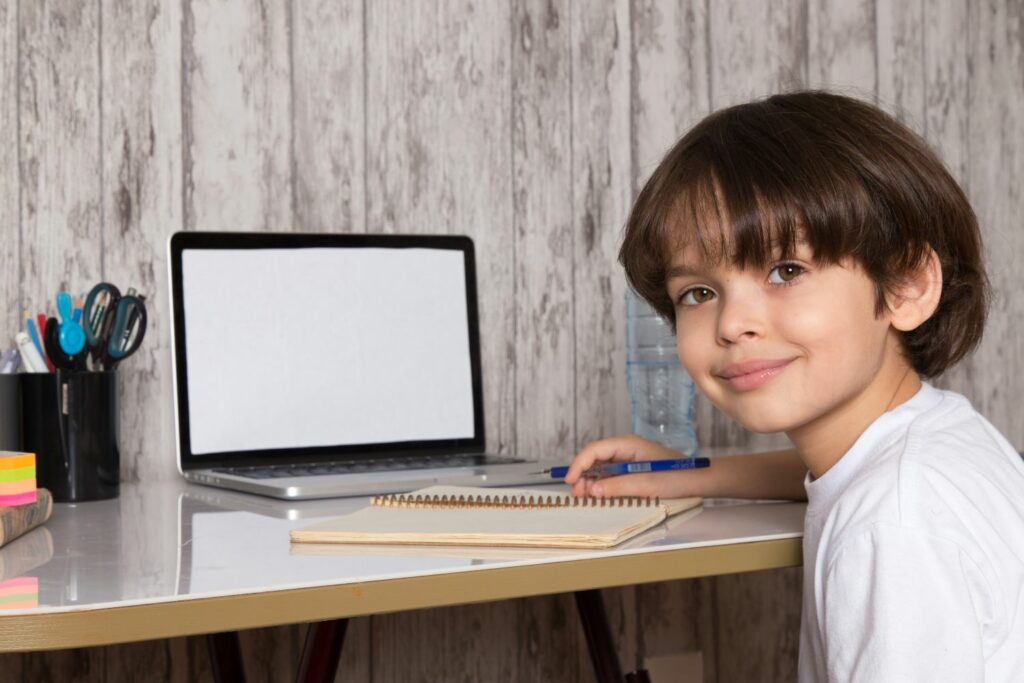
top-left (852, 384), bottom-right (1013, 476)
top-left (829, 384), bottom-right (1024, 541)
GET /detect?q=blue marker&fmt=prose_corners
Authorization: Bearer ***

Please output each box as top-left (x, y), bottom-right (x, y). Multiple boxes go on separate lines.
top-left (24, 314), bottom-right (46, 362)
top-left (540, 457), bottom-right (710, 480)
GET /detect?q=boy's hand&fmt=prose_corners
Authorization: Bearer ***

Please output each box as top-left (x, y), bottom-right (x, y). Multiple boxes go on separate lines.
top-left (564, 434), bottom-right (684, 499)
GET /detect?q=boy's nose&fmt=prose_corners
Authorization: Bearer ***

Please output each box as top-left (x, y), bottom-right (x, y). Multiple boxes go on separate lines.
top-left (715, 293), bottom-right (765, 345)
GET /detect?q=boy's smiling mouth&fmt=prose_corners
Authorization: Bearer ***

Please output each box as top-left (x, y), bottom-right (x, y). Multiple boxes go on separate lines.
top-left (715, 358), bottom-right (796, 391)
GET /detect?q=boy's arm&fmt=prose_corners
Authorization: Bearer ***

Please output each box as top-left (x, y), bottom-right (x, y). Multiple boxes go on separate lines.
top-left (564, 435), bottom-right (807, 501)
top-left (684, 448), bottom-right (808, 500)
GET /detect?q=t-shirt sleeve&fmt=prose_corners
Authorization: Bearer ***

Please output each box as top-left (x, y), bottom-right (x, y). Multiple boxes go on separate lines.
top-left (822, 523), bottom-right (990, 682)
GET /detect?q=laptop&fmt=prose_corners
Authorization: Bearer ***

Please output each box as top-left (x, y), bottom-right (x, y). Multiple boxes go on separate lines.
top-left (168, 231), bottom-right (558, 499)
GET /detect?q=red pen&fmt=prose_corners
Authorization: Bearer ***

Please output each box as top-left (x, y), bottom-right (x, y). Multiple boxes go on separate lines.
top-left (37, 312), bottom-right (54, 372)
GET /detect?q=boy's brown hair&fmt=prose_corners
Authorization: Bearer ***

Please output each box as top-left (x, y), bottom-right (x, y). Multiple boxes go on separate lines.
top-left (621, 90), bottom-right (989, 378)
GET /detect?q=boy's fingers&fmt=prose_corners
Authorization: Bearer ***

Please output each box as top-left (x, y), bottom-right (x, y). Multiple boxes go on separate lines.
top-left (589, 473), bottom-right (663, 499)
top-left (565, 435), bottom-right (644, 482)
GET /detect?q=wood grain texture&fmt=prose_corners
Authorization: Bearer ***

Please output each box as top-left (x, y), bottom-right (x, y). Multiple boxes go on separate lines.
top-left (517, 594), bottom-right (581, 682)
top-left (103, 637), bottom-right (194, 682)
top-left (964, 0), bottom-right (1024, 449)
top-left (99, 0), bottom-right (182, 484)
top-left (876, 0), bottom-right (925, 125)
top-left (184, 0), bottom-right (292, 232)
top-left (0, 0), bottom-right (17, 336)
top-left (371, 600), bottom-right (576, 683)
top-left (572, 0), bottom-right (632, 450)
top-left (631, 0), bottom-right (710, 177)
top-left (807, 0), bottom-right (876, 94)
top-left (18, 648), bottom-right (104, 683)
top-left (512, 0), bottom-right (575, 460)
top-left (922, 0), bottom-right (969, 189)
top-left (292, 0), bottom-right (365, 234)
top-left (712, 568), bottom-right (802, 683)
top-left (920, 1), bottom-right (973, 401)
top-left (239, 625), bottom-right (303, 683)
top-left (708, 0), bottom-right (808, 110)
top-left (19, 0), bottom-right (102, 316)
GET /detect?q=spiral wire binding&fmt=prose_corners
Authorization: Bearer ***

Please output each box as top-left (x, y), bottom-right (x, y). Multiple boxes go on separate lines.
top-left (370, 493), bottom-right (661, 510)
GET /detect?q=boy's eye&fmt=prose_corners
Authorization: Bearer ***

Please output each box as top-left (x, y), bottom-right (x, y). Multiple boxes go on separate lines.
top-left (678, 287), bottom-right (715, 306)
top-left (768, 263), bottom-right (805, 284)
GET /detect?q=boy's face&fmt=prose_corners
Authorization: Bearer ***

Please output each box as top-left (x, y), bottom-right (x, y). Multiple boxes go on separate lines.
top-left (666, 240), bottom-right (906, 437)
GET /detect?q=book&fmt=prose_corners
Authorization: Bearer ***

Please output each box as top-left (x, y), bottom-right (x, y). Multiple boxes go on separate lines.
top-left (0, 489), bottom-right (53, 550)
top-left (290, 486), bottom-right (702, 549)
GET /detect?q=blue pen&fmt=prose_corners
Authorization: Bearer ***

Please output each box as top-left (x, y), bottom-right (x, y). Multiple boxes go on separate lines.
top-left (539, 457), bottom-right (710, 480)
top-left (24, 313), bottom-right (46, 363)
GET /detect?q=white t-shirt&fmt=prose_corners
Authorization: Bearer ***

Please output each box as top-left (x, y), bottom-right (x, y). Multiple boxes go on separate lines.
top-left (799, 382), bottom-right (1024, 682)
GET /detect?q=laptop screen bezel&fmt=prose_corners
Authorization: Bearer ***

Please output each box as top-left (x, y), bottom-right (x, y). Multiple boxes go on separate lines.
top-left (168, 231), bottom-right (486, 471)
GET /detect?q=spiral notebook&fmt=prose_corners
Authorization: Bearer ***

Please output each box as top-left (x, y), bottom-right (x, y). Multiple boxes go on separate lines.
top-left (289, 486), bottom-right (703, 549)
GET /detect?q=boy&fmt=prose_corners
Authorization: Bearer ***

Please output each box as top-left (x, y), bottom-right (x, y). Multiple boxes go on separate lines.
top-left (565, 91), bottom-right (1024, 680)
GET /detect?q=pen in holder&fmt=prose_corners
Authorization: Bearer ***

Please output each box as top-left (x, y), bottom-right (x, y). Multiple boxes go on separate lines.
top-left (18, 370), bottom-right (119, 503)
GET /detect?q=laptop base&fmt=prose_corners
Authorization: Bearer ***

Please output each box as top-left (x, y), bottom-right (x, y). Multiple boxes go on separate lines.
top-left (184, 459), bottom-right (560, 500)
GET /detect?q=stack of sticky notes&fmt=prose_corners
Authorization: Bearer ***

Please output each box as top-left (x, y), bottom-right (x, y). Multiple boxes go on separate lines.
top-left (0, 452), bottom-right (36, 507)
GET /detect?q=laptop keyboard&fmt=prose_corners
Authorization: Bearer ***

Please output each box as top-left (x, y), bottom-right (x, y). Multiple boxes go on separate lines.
top-left (213, 454), bottom-right (523, 479)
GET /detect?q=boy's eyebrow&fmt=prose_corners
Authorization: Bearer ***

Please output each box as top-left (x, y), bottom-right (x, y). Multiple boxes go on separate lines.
top-left (665, 264), bottom-right (702, 279)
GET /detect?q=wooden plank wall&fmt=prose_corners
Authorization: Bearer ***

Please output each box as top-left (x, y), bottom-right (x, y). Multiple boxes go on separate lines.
top-left (2, 1), bottom-right (1022, 681)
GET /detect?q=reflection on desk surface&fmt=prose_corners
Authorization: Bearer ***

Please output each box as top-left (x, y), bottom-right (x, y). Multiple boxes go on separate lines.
top-left (0, 480), bottom-right (805, 614)
top-left (0, 526), bottom-right (53, 583)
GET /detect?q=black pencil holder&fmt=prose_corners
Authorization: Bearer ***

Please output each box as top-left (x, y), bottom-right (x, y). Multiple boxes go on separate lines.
top-left (0, 374), bottom-right (19, 453)
top-left (8, 371), bottom-right (120, 503)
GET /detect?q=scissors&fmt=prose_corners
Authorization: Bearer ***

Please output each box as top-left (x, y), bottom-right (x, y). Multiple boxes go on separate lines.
top-left (82, 282), bottom-right (148, 370)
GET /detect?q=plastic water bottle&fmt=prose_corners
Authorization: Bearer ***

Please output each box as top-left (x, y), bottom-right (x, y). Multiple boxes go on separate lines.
top-left (625, 288), bottom-right (698, 454)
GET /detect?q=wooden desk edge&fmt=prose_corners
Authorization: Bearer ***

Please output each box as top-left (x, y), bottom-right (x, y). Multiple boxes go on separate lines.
top-left (0, 538), bottom-right (801, 652)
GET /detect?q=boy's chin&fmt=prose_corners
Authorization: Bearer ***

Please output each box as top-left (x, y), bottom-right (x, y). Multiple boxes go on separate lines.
top-left (722, 408), bottom-right (799, 434)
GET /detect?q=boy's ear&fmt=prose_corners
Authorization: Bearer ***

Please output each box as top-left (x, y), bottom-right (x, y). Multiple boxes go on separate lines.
top-left (886, 247), bottom-right (943, 332)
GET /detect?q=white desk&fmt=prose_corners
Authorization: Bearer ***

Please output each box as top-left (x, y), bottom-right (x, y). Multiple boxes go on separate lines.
top-left (0, 480), bottom-right (804, 653)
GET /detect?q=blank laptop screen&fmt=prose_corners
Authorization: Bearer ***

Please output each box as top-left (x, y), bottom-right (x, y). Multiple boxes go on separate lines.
top-left (179, 246), bottom-right (476, 455)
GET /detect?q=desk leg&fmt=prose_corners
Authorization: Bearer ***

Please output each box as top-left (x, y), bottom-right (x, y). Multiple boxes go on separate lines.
top-left (206, 631), bottom-right (247, 683)
top-left (574, 589), bottom-right (650, 683)
top-left (296, 618), bottom-right (348, 683)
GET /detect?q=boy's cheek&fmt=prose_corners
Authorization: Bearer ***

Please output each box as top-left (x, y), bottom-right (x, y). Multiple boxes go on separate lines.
top-left (676, 319), bottom-right (722, 379)
top-left (677, 346), bottom-right (713, 391)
